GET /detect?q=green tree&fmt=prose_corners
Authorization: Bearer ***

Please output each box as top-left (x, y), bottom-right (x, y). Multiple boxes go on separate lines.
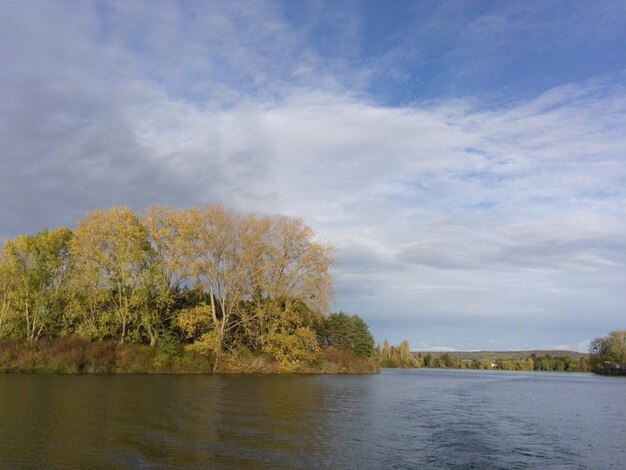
top-left (424, 352), bottom-right (433, 367)
top-left (2, 228), bottom-right (72, 342)
top-left (319, 312), bottom-right (375, 357)
top-left (590, 330), bottom-right (626, 373)
top-left (0, 246), bottom-right (14, 337)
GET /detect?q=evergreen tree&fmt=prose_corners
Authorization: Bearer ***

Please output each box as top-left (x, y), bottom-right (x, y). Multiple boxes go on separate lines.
top-left (319, 312), bottom-right (375, 357)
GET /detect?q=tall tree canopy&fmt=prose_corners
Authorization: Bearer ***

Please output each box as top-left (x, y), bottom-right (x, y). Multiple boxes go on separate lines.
top-left (0, 205), bottom-right (341, 371)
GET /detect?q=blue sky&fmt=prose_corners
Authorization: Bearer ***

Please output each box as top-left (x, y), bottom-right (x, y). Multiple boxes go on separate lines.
top-left (285, 1), bottom-right (625, 104)
top-left (1, 1), bottom-right (624, 351)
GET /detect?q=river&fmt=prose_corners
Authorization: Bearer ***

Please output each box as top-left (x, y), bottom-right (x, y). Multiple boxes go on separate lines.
top-left (0, 369), bottom-right (624, 469)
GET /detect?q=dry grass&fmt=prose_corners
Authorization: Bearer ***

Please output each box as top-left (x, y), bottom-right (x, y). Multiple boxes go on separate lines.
top-left (219, 347), bottom-right (378, 374)
top-left (221, 351), bottom-right (279, 373)
top-left (0, 338), bottom-right (213, 374)
top-left (0, 339), bottom-right (379, 374)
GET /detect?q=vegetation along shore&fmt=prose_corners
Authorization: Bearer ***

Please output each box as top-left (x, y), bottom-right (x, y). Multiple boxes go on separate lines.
top-left (0, 205), bottom-right (377, 374)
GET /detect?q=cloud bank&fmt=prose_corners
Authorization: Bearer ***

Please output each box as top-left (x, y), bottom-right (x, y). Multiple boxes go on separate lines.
top-left (1, 1), bottom-right (624, 350)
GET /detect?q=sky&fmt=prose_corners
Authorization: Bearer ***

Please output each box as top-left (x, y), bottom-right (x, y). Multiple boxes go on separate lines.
top-left (1, 1), bottom-right (624, 352)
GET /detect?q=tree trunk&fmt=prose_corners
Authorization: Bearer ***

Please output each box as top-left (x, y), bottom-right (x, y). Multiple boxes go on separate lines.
top-left (214, 307), bottom-right (228, 374)
top-left (120, 316), bottom-right (126, 344)
top-left (149, 325), bottom-right (158, 346)
top-left (208, 285), bottom-right (221, 373)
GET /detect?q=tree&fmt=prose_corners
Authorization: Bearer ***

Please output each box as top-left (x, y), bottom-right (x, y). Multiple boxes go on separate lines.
top-left (604, 331), bottom-right (626, 364)
top-left (242, 215), bottom-right (334, 348)
top-left (376, 339), bottom-right (417, 367)
top-left (265, 216), bottom-right (334, 313)
top-left (319, 312), bottom-right (375, 357)
top-left (0, 246), bottom-right (14, 337)
top-left (179, 205), bottom-right (250, 371)
top-left (441, 353), bottom-right (453, 368)
top-left (141, 206), bottom-right (191, 345)
top-left (2, 228), bottom-right (72, 342)
top-left (396, 340), bottom-right (412, 365)
top-left (424, 352), bottom-right (433, 367)
top-left (176, 207), bottom-right (335, 370)
top-left (70, 207), bottom-right (152, 343)
top-left (590, 330), bottom-right (626, 374)
top-left (226, 214), bottom-right (273, 350)
top-left (382, 340), bottom-right (391, 360)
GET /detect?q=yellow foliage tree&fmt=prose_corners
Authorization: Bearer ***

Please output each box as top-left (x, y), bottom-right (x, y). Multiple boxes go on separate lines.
top-left (262, 327), bottom-right (320, 372)
top-left (70, 207), bottom-right (151, 343)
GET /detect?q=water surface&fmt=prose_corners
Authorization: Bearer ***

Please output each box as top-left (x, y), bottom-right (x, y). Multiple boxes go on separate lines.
top-left (1, 369), bottom-right (624, 469)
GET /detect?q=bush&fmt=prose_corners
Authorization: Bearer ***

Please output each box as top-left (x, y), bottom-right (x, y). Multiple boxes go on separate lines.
top-left (157, 330), bottom-right (184, 357)
top-left (263, 327), bottom-right (320, 372)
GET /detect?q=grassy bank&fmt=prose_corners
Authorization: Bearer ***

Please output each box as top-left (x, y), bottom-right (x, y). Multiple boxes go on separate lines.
top-left (0, 338), bottom-right (378, 374)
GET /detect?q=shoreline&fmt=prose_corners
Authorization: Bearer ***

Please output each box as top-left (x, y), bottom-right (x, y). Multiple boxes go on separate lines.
top-left (0, 338), bottom-right (379, 375)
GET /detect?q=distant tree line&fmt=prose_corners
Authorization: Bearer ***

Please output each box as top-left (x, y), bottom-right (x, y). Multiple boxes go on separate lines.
top-left (589, 330), bottom-right (626, 375)
top-left (417, 352), bottom-right (589, 372)
top-left (375, 343), bottom-right (590, 372)
top-left (0, 205), bottom-right (375, 371)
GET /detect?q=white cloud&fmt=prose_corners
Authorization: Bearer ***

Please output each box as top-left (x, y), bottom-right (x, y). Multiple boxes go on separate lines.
top-left (1, 1), bottom-right (624, 349)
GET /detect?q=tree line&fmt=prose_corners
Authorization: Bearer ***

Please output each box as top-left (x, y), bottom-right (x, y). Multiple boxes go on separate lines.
top-left (375, 340), bottom-right (591, 372)
top-left (0, 205), bottom-right (375, 371)
top-left (437, 353), bottom-right (590, 372)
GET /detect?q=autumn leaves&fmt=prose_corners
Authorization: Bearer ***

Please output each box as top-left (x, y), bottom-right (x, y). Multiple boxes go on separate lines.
top-left (0, 205), bottom-right (335, 371)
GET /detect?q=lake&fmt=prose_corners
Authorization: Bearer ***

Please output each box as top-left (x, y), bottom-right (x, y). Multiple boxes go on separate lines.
top-left (0, 369), bottom-right (624, 469)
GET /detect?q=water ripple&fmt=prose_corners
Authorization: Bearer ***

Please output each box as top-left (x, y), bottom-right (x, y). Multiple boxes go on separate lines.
top-left (0, 370), bottom-right (624, 469)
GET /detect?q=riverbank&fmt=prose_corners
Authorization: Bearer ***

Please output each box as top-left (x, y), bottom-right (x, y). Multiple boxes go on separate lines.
top-left (0, 338), bottom-right (378, 374)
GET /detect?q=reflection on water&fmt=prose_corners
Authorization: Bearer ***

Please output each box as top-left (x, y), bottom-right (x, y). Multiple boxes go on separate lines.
top-left (0, 370), bottom-right (624, 469)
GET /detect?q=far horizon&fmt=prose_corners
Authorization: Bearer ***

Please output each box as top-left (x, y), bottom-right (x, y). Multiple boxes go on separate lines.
top-left (1, 1), bottom-right (624, 352)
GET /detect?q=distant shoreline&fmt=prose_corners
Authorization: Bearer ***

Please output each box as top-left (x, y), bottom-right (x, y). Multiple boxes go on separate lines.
top-left (391, 349), bottom-right (590, 372)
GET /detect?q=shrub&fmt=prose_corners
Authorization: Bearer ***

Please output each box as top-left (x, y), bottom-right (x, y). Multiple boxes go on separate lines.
top-left (263, 327), bottom-right (320, 372)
